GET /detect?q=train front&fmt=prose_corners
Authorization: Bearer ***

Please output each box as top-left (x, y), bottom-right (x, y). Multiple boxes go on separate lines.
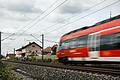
top-left (56, 35), bottom-right (88, 63)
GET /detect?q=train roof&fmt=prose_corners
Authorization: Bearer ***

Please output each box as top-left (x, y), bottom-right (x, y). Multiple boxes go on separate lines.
top-left (63, 15), bottom-right (120, 36)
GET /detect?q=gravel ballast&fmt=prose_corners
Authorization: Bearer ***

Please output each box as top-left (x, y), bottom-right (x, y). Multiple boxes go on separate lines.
top-left (3, 62), bottom-right (120, 80)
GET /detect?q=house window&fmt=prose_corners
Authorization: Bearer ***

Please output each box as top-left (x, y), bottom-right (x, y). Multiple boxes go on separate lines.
top-left (36, 50), bottom-right (37, 52)
top-left (32, 45), bottom-right (35, 47)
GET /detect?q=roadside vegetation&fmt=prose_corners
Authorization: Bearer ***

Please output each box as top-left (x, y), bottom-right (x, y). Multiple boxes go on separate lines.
top-left (0, 60), bottom-right (22, 80)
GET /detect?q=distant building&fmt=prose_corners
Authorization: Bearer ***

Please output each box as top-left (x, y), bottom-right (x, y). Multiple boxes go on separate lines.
top-left (16, 42), bottom-right (42, 57)
top-left (6, 54), bottom-right (16, 59)
top-left (43, 47), bottom-right (52, 55)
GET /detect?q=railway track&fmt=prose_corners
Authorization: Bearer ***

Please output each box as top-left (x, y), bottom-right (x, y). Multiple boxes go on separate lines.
top-left (2, 60), bottom-right (120, 76)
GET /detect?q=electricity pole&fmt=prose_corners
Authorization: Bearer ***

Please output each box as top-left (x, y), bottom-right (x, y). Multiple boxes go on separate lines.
top-left (41, 34), bottom-right (44, 61)
top-left (110, 10), bottom-right (112, 18)
top-left (30, 34), bottom-right (44, 61)
top-left (0, 32), bottom-right (1, 59)
top-left (14, 48), bottom-right (15, 54)
top-left (0, 32), bottom-right (1, 55)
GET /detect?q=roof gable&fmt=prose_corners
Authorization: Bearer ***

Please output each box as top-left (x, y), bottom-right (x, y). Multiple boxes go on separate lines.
top-left (43, 47), bottom-right (52, 52)
top-left (16, 42), bottom-right (42, 51)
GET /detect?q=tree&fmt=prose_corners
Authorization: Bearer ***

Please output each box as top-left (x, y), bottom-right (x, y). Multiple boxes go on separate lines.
top-left (0, 55), bottom-right (4, 60)
top-left (51, 44), bottom-right (58, 55)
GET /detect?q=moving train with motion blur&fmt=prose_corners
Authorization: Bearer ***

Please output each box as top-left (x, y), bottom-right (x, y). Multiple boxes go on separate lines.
top-left (56, 15), bottom-right (120, 64)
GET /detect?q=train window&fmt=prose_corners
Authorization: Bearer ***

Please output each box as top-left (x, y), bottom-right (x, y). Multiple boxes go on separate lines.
top-left (77, 36), bottom-right (88, 47)
top-left (59, 35), bottom-right (88, 50)
top-left (100, 32), bottom-right (120, 50)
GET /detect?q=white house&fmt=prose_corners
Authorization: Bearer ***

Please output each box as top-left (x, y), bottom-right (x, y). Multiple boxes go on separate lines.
top-left (16, 42), bottom-right (43, 58)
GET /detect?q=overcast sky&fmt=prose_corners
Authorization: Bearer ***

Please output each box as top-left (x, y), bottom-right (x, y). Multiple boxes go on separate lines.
top-left (0, 0), bottom-right (120, 55)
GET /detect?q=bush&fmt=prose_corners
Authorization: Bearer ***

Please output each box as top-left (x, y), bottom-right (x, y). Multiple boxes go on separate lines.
top-left (27, 56), bottom-right (36, 62)
top-left (0, 61), bottom-right (21, 80)
top-left (0, 55), bottom-right (4, 59)
top-left (47, 58), bottom-right (52, 62)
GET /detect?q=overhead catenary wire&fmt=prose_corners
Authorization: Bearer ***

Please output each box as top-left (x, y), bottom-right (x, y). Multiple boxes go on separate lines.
top-left (19, 0), bottom-right (59, 32)
top-left (30, 34), bottom-right (42, 43)
top-left (1, 32), bottom-right (42, 41)
top-left (41, 0), bottom-right (107, 34)
top-left (44, 39), bottom-right (59, 43)
top-left (21, 0), bottom-right (68, 33)
top-left (30, 34), bottom-right (58, 43)
top-left (1, 31), bottom-right (59, 43)
top-left (1, 0), bottom-right (68, 41)
top-left (1, 32), bottom-right (41, 36)
top-left (2, 0), bottom-right (119, 41)
top-left (1, 0), bottom-right (107, 41)
top-left (1, 0), bottom-right (58, 41)
top-left (1, 33), bottom-right (15, 41)
top-left (44, 0), bottom-right (120, 35)
top-left (2, 0), bottom-right (116, 43)
top-left (19, 0), bottom-right (58, 31)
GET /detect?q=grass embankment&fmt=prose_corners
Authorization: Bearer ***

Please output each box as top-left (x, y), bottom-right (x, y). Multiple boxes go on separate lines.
top-left (0, 61), bottom-right (21, 80)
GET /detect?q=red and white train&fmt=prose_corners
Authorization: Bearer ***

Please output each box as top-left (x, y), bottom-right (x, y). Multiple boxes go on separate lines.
top-left (56, 15), bottom-right (120, 63)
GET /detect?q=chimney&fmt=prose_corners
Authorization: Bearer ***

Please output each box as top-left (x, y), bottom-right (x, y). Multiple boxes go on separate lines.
top-left (29, 42), bottom-right (31, 44)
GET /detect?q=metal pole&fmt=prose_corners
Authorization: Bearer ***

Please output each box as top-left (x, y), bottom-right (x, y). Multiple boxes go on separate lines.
top-left (110, 10), bottom-right (112, 18)
top-left (0, 32), bottom-right (1, 56)
top-left (0, 32), bottom-right (1, 59)
top-left (14, 48), bottom-right (15, 54)
top-left (41, 34), bottom-right (44, 61)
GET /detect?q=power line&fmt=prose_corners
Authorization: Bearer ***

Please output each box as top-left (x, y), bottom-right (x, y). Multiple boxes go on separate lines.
top-left (30, 34), bottom-right (58, 43)
top-left (1, 32), bottom-right (42, 41)
top-left (36, 0), bottom-right (107, 34)
top-left (1, 32), bottom-right (28, 35)
top-left (30, 34), bottom-right (42, 43)
top-left (16, 0), bottom-right (68, 41)
top-left (1, 0), bottom-right (109, 42)
top-left (44, 39), bottom-right (59, 43)
top-left (19, 0), bottom-right (59, 32)
top-left (1, 0), bottom-right (60, 41)
top-left (22, 0), bottom-right (68, 33)
top-left (2, 0), bottom-right (68, 42)
top-left (44, 0), bottom-right (120, 35)
top-left (1, 31), bottom-right (58, 43)
top-left (2, 0), bottom-right (119, 42)
top-left (1, 33), bottom-right (15, 41)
